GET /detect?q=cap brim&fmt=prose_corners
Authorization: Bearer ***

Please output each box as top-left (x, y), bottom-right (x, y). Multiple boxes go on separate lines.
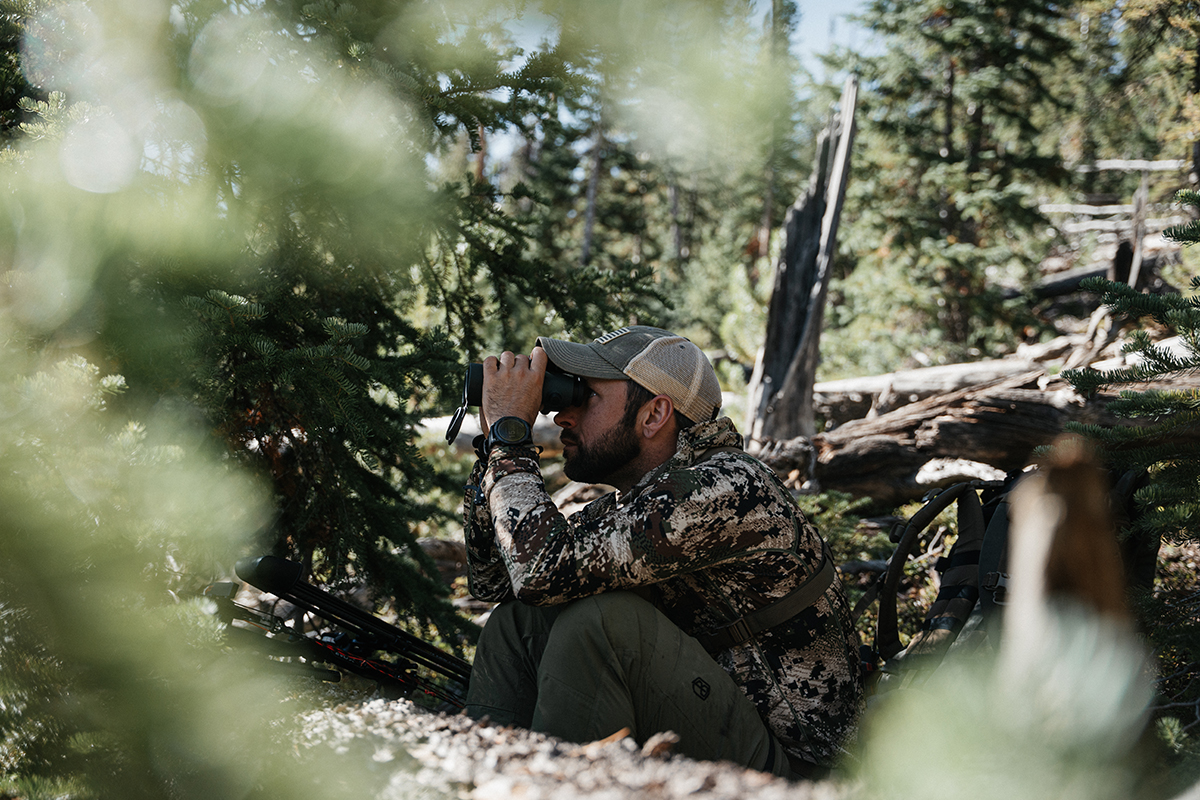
top-left (536, 337), bottom-right (628, 380)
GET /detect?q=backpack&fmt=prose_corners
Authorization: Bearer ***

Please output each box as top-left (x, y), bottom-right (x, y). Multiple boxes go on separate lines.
top-left (854, 466), bottom-right (1151, 695)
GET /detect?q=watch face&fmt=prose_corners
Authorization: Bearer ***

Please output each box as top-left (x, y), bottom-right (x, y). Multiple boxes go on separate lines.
top-left (496, 417), bottom-right (530, 443)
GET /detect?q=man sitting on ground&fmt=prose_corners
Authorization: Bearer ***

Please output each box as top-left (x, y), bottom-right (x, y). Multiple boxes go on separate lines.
top-left (462, 325), bottom-right (863, 779)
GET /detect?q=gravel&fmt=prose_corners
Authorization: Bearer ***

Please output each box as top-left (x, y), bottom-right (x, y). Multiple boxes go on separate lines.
top-left (298, 694), bottom-right (850, 800)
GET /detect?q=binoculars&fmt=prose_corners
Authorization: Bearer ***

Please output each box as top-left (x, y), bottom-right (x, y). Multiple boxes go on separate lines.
top-left (460, 363), bottom-right (588, 412)
top-left (445, 363), bottom-right (588, 443)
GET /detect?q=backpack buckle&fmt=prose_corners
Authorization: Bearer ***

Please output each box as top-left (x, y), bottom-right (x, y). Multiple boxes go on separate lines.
top-left (724, 617), bottom-right (754, 647)
top-left (981, 571), bottom-right (1009, 605)
top-left (696, 616), bottom-right (753, 653)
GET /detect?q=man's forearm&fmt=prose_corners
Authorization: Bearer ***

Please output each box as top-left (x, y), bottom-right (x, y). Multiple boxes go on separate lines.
top-left (481, 452), bottom-right (807, 607)
top-left (464, 459), bottom-right (516, 602)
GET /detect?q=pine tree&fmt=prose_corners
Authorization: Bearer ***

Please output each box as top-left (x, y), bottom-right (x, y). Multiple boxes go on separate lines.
top-left (0, 0), bottom-right (41, 136)
top-left (1030, 7), bottom-right (1152, 200)
top-left (488, 2), bottom-right (818, 359)
top-left (66, 0), bottom-right (675, 639)
top-left (1062, 188), bottom-right (1200, 751)
top-left (1112, 0), bottom-right (1200, 175)
top-left (819, 0), bottom-right (1075, 376)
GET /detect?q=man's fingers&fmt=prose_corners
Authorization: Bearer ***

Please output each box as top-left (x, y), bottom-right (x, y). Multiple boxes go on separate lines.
top-left (494, 350), bottom-right (537, 373)
top-left (479, 346), bottom-right (548, 433)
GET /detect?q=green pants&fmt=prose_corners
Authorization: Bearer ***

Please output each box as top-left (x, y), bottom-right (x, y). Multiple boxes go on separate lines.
top-left (465, 591), bottom-right (792, 777)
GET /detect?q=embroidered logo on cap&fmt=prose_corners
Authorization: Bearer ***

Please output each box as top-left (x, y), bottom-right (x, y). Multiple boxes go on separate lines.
top-left (593, 327), bottom-right (633, 345)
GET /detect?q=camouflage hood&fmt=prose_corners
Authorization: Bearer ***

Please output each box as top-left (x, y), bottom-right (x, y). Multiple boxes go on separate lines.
top-left (620, 417), bottom-right (745, 503)
top-left (669, 417), bottom-right (745, 466)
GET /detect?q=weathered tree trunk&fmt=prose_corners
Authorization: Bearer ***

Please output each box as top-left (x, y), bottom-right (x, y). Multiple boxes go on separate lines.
top-left (1127, 170), bottom-right (1150, 289)
top-left (809, 372), bottom-right (1083, 505)
top-left (668, 179), bottom-right (684, 267)
top-left (474, 123), bottom-right (487, 183)
top-left (746, 76), bottom-right (857, 445)
top-left (1193, 35), bottom-right (1200, 186)
top-left (580, 125), bottom-right (605, 267)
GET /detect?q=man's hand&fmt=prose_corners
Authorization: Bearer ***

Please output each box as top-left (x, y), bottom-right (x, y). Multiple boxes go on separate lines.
top-left (480, 347), bottom-right (548, 433)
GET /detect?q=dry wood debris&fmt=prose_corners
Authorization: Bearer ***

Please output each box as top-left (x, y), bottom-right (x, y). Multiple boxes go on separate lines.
top-left (299, 696), bottom-right (851, 800)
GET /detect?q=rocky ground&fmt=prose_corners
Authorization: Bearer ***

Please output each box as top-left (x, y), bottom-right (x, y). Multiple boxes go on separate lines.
top-left (298, 693), bottom-right (851, 800)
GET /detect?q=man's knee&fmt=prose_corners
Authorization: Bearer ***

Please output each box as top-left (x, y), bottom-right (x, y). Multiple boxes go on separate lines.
top-left (536, 592), bottom-right (663, 696)
top-left (476, 599), bottom-right (561, 653)
top-left (549, 591), bottom-right (659, 652)
top-left (536, 591), bottom-right (775, 770)
top-left (467, 600), bottom-right (563, 728)
top-left (527, 592), bottom-right (661, 743)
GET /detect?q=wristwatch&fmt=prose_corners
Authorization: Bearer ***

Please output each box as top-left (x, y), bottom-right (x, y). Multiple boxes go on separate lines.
top-left (485, 416), bottom-right (534, 453)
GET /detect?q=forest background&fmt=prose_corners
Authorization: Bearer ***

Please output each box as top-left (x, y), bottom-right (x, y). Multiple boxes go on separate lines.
top-left (2, 0), bottom-right (1200, 797)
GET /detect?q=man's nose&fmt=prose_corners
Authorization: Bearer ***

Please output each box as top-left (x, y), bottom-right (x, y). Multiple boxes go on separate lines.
top-left (553, 406), bottom-right (578, 428)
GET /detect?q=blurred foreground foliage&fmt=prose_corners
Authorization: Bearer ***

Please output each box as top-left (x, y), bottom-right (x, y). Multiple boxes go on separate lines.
top-left (0, 0), bottom-right (831, 796)
top-left (3, 0), bottom-right (1200, 796)
top-left (0, 340), bottom-right (322, 798)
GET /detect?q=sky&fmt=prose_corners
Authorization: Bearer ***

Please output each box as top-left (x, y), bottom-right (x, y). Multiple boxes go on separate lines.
top-left (791, 1), bottom-right (872, 79)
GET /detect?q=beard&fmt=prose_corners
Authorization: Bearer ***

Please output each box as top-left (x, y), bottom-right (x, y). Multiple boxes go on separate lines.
top-left (562, 420), bottom-right (641, 485)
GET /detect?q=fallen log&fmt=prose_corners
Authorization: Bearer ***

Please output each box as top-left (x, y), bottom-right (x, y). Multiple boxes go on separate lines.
top-left (759, 369), bottom-right (1200, 507)
top-left (813, 359), bottom-right (1042, 424)
top-left (812, 328), bottom-right (1192, 430)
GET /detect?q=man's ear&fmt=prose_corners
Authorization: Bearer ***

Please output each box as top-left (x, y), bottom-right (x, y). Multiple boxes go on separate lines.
top-left (639, 395), bottom-right (676, 438)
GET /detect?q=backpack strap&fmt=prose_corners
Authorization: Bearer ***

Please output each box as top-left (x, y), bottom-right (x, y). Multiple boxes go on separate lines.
top-left (689, 443), bottom-right (836, 653)
top-left (900, 487), bottom-right (986, 662)
top-left (695, 545), bottom-right (835, 653)
top-left (978, 494), bottom-right (1013, 614)
top-left (874, 482), bottom-right (975, 660)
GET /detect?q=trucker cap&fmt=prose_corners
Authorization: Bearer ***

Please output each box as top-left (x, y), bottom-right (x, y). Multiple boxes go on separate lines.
top-left (535, 326), bottom-right (722, 423)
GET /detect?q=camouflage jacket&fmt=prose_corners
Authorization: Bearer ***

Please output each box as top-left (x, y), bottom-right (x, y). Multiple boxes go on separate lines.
top-left (463, 417), bottom-right (863, 767)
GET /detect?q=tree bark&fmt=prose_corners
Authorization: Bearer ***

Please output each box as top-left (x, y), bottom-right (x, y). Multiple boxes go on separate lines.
top-left (812, 358), bottom-right (1044, 425)
top-left (1194, 33), bottom-right (1200, 186)
top-left (668, 179), bottom-right (683, 268)
top-left (746, 76), bottom-right (857, 444)
top-left (1127, 170), bottom-right (1150, 289)
top-left (756, 370), bottom-right (1200, 507)
top-left (580, 125), bottom-right (604, 267)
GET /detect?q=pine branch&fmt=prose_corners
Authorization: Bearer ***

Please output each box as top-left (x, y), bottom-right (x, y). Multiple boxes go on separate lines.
top-left (1165, 189), bottom-right (1200, 246)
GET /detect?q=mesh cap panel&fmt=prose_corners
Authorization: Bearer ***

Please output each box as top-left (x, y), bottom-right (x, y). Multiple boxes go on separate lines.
top-left (623, 337), bottom-right (721, 423)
